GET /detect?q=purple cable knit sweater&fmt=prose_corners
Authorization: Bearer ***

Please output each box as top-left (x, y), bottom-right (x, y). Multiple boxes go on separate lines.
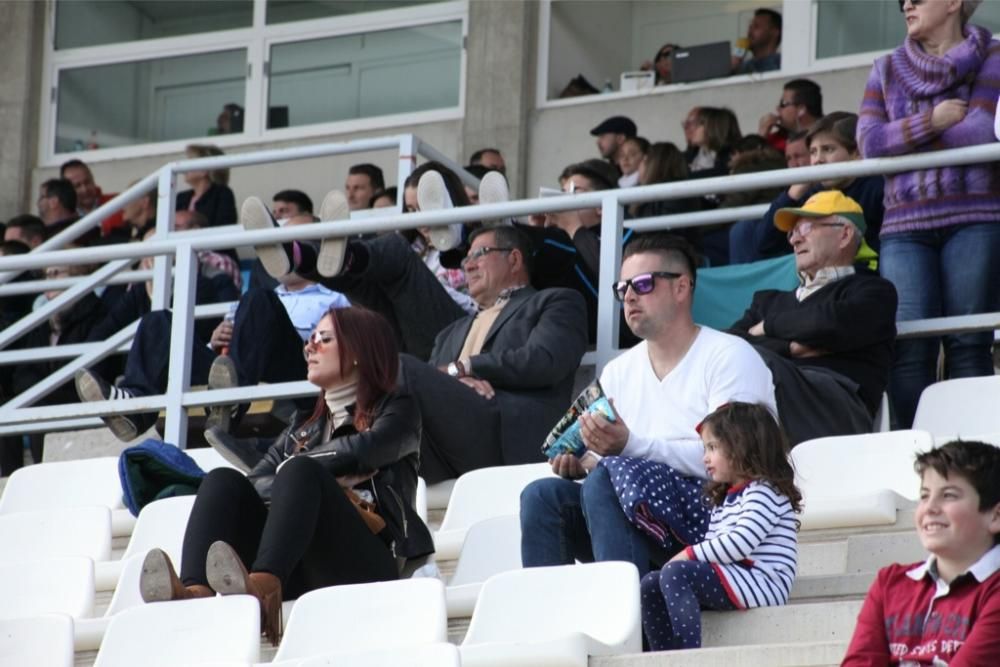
top-left (857, 24), bottom-right (1000, 236)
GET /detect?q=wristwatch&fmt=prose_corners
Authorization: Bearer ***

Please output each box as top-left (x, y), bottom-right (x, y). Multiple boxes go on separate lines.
top-left (447, 360), bottom-right (465, 378)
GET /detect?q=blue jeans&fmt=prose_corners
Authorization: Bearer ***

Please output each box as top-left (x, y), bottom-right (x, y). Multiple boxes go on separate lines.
top-left (879, 223), bottom-right (1000, 428)
top-left (519, 465), bottom-right (671, 577)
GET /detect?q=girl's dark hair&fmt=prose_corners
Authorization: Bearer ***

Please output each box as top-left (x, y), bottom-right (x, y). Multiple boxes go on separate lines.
top-left (640, 142), bottom-right (689, 186)
top-left (805, 111), bottom-right (858, 153)
top-left (403, 161), bottom-right (472, 207)
top-left (306, 306), bottom-right (399, 432)
top-left (697, 402), bottom-right (802, 518)
top-left (695, 107), bottom-right (742, 153)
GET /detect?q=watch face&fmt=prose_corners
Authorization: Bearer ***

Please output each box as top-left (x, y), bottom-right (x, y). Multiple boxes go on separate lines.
top-left (448, 363), bottom-right (459, 377)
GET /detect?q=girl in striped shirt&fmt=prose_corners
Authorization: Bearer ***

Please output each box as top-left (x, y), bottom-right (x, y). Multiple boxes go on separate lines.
top-left (640, 402), bottom-right (802, 651)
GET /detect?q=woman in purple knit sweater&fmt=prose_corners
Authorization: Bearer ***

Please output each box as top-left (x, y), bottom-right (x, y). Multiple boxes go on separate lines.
top-left (857, 0), bottom-right (1000, 428)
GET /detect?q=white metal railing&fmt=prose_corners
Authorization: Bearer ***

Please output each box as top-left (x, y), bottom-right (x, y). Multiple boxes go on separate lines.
top-left (2, 138), bottom-right (1000, 443)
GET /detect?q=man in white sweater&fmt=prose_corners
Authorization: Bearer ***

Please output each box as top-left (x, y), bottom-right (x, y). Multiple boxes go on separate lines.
top-left (520, 234), bottom-right (776, 576)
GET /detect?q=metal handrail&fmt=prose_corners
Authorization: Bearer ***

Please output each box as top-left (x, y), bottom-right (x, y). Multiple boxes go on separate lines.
top-left (2, 137), bottom-right (999, 444)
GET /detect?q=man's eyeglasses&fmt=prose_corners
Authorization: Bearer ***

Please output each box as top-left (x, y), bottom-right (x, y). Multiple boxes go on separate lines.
top-left (898, 0), bottom-right (924, 11)
top-left (777, 100), bottom-right (797, 109)
top-left (613, 271), bottom-right (683, 302)
top-left (461, 246), bottom-right (513, 269)
top-left (786, 220), bottom-right (846, 241)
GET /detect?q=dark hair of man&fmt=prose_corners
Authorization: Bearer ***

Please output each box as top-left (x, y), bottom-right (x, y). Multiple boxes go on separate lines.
top-left (468, 223), bottom-right (535, 279)
top-left (403, 162), bottom-right (472, 206)
top-left (463, 164), bottom-right (497, 180)
top-left (348, 163), bottom-right (385, 191)
top-left (805, 111), bottom-right (858, 153)
top-left (695, 107), bottom-right (742, 153)
top-left (916, 440), bottom-right (1000, 520)
top-left (786, 129), bottom-right (809, 145)
top-left (734, 134), bottom-right (769, 154)
top-left (42, 178), bottom-right (77, 212)
top-left (272, 189), bottom-right (314, 214)
top-left (5, 214), bottom-right (47, 245)
top-left (469, 148), bottom-right (502, 165)
top-left (640, 142), bottom-right (689, 186)
top-left (622, 232), bottom-right (699, 288)
top-left (561, 159), bottom-right (616, 191)
top-left (0, 240), bottom-right (30, 256)
top-left (784, 79), bottom-right (823, 119)
top-left (369, 186), bottom-right (398, 208)
top-left (755, 8), bottom-right (783, 36)
top-left (59, 158), bottom-right (90, 179)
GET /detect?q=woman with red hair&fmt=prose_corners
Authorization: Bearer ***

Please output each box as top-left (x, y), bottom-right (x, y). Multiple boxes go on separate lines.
top-left (137, 306), bottom-right (432, 645)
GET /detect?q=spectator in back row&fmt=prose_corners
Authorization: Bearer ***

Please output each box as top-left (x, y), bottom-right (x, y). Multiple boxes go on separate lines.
top-left (686, 107), bottom-right (741, 180)
top-left (858, 0), bottom-right (1000, 429)
top-left (344, 164), bottom-right (385, 211)
top-left (4, 214), bottom-right (46, 249)
top-left (759, 79), bottom-right (823, 153)
top-left (616, 136), bottom-right (649, 188)
top-left (733, 8), bottom-right (782, 74)
top-left (37, 178), bottom-right (78, 230)
top-left (783, 129), bottom-right (810, 168)
top-left (61, 159), bottom-right (126, 239)
top-left (590, 116), bottom-right (638, 174)
top-left (271, 189), bottom-right (313, 220)
top-left (730, 111), bottom-right (884, 264)
top-left (469, 148), bottom-right (506, 175)
top-left (176, 144), bottom-right (237, 228)
top-left (640, 43), bottom-right (680, 86)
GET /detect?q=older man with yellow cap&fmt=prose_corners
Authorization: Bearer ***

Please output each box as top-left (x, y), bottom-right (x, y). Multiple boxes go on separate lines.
top-left (727, 190), bottom-right (898, 444)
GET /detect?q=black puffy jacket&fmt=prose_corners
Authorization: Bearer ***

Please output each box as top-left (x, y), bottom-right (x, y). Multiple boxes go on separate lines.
top-left (248, 390), bottom-right (433, 561)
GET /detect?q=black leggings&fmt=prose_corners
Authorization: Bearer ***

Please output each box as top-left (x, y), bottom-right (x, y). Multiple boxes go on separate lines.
top-left (179, 457), bottom-right (398, 599)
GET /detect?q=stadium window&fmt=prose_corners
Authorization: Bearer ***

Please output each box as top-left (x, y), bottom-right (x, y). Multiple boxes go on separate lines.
top-left (815, 0), bottom-right (1000, 60)
top-left (43, 0), bottom-right (463, 162)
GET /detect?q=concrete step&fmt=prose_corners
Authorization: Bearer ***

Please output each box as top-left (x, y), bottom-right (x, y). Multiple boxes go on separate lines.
top-left (592, 640), bottom-right (848, 666)
top-left (701, 600), bottom-right (862, 648)
top-left (790, 572), bottom-right (874, 602)
top-left (799, 508), bottom-right (916, 542)
top-left (798, 529), bottom-right (923, 578)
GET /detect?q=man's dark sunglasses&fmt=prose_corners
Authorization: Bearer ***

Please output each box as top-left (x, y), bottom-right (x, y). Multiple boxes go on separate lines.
top-left (613, 271), bottom-right (683, 301)
top-left (898, 0), bottom-right (924, 11)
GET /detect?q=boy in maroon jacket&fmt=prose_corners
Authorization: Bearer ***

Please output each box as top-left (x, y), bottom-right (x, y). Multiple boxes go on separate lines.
top-left (842, 440), bottom-right (1000, 666)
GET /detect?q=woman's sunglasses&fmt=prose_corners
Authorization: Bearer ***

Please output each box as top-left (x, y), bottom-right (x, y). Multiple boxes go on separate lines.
top-left (898, 0), bottom-right (924, 11)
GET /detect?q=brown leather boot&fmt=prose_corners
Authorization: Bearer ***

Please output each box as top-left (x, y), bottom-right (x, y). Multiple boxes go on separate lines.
top-left (205, 541), bottom-right (284, 646)
top-left (139, 548), bottom-right (214, 603)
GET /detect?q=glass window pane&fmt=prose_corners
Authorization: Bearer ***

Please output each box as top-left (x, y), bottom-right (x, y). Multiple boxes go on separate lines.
top-left (816, 0), bottom-right (1000, 59)
top-left (54, 0), bottom-right (252, 50)
top-left (266, 21), bottom-right (461, 129)
top-left (266, 0), bottom-right (441, 25)
top-left (55, 50), bottom-right (247, 153)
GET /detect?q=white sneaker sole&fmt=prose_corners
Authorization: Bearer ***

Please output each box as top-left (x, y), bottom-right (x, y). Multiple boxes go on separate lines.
top-left (242, 196), bottom-right (289, 278)
top-left (74, 370), bottom-right (138, 442)
top-left (417, 171), bottom-right (461, 251)
top-left (317, 190), bottom-right (350, 277)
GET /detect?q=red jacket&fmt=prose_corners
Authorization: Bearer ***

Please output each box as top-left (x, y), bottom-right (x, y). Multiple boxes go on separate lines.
top-left (842, 546), bottom-right (1000, 666)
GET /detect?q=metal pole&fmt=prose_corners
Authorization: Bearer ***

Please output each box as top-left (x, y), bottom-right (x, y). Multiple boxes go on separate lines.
top-left (163, 243), bottom-right (198, 447)
top-left (595, 194), bottom-right (625, 374)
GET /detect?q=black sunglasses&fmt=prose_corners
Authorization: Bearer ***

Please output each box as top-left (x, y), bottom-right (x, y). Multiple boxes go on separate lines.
top-left (898, 0), bottom-right (924, 11)
top-left (613, 271), bottom-right (683, 301)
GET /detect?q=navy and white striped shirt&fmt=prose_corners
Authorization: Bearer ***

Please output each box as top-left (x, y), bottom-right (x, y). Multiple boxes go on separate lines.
top-left (686, 480), bottom-right (798, 609)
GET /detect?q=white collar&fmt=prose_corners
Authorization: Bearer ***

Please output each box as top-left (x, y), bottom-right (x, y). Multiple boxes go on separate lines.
top-left (906, 544), bottom-right (1000, 583)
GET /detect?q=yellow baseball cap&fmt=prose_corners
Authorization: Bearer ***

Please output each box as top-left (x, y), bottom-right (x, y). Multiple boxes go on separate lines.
top-left (773, 190), bottom-right (867, 235)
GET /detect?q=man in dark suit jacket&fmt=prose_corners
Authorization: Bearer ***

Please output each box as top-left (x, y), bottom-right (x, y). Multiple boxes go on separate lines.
top-left (400, 225), bottom-right (588, 482)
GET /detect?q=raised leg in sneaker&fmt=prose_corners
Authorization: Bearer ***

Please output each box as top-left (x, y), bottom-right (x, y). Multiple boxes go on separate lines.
top-left (242, 196), bottom-right (294, 278)
top-left (316, 190), bottom-right (350, 277)
top-left (206, 355), bottom-right (239, 434)
top-left (204, 427), bottom-right (265, 473)
top-left (74, 368), bottom-right (142, 443)
top-left (417, 170), bottom-right (462, 251)
top-left (477, 170), bottom-right (511, 224)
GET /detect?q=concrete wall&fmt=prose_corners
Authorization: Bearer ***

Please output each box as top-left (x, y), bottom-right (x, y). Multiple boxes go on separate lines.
top-left (0, 2), bottom-right (44, 220)
top-left (525, 65), bottom-right (873, 193)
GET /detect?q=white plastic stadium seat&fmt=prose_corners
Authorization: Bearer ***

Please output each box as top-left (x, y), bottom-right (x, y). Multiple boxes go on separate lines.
top-left (0, 614), bottom-right (75, 667)
top-left (792, 429), bottom-right (934, 530)
top-left (271, 642), bottom-right (461, 667)
top-left (0, 505), bottom-right (111, 563)
top-left (425, 479), bottom-right (456, 511)
top-left (272, 578), bottom-right (447, 663)
top-left (913, 375), bottom-right (1000, 438)
top-left (93, 596), bottom-right (260, 667)
top-left (434, 463), bottom-right (552, 560)
top-left (186, 446), bottom-right (242, 472)
top-left (446, 514), bottom-right (523, 617)
top-left (0, 557), bottom-right (95, 620)
top-left (460, 562), bottom-right (641, 667)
